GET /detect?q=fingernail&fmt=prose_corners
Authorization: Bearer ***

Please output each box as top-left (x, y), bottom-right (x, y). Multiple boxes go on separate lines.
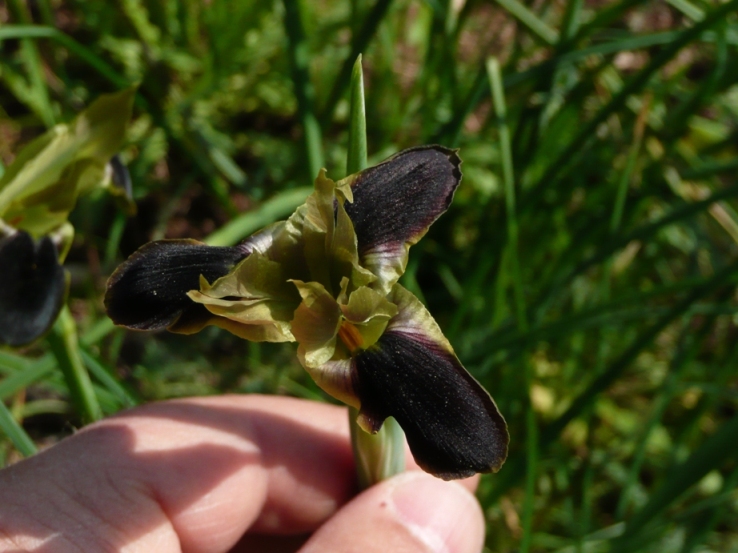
top-left (390, 472), bottom-right (484, 553)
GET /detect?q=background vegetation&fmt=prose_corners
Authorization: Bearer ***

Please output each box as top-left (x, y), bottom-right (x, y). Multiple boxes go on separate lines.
top-left (2, 0), bottom-right (738, 551)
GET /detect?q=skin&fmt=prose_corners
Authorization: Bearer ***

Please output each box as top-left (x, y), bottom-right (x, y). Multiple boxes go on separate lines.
top-left (0, 395), bottom-right (485, 553)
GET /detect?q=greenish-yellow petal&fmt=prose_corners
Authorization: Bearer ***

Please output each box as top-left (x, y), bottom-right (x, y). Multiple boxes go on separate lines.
top-left (338, 286), bottom-right (398, 351)
top-left (0, 87), bottom-right (136, 237)
top-left (290, 280), bottom-right (342, 368)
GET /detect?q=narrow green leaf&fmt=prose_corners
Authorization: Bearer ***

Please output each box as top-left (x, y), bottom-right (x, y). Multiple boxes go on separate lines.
top-left (320, 0), bottom-right (394, 124)
top-left (47, 306), bottom-right (102, 423)
top-left (614, 415), bottom-right (738, 549)
top-left (666, 0), bottom-right (704, 21)
top-left (0, 25), bottom-right (130, 88)
top-left (0, 399), bottom-right (37, 458)
top-left (0, 356), bottom-right (55, 400)
top-left (204, 187), bottom-right (312, 247)
top-left (282, 0), bottom-right (324, 180)
top-left (494, 0), bottom-right (559, 45)
top-left (522, 0), bottom-right (738, 208)
top-left (347, 55), bottom-right (367, 176)
top-left (488, 56), bottom-right (535, 553)
top-left (80, 349), bottom-right (139, 408)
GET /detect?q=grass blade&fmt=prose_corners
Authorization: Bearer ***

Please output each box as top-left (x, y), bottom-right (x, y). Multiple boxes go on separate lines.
top-left (204, 187), bottom-right (312, 246)
top-left (613, 415), bottom-right (738, 550)
top-left (321, 0), bottom-right (394, 124)
top-left (0, 25), bottom-right (130, 88)
top-left (80, 349), bottom-right (139, 408)
top-left (0, 400), bottom-right (37, 458)
top-left (47, 307), bottom-right (102, 424)
top-left (282, 0), bottom-right (324, 181)
top-left (494, 0), bottom-right (559, 45)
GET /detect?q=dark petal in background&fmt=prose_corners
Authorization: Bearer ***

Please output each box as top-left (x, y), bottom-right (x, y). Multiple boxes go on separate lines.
top-left (0, 231), bottom-right (66, 346)
top-left (104, 240), bottom-right (246, 330)
top-left (345, 146), bottom-right (461, 254)
top-left (109, 154), bottom-right (133, 199)
top-left (354, 331), bottom-right (508, 480)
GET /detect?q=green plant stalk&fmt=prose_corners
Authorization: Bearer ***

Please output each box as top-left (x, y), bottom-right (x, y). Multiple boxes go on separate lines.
top-left (0, 398), bottom-right (37, 458)
top-left (282, 0), bottom-right (324, 182)
top-left (488, 57), bottom-right (536, 552)
top-left (47, 306), bottom-right (102, 424)
top-left (320, 0), bottom-right (394, 125)
top-left (347, 55), bottom-right (405, 489)
top-left (349, 406), bottom-right (405, 489)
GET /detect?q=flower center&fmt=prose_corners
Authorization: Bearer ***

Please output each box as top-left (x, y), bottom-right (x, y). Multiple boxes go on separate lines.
top-left (338, 321), bottom-right (364, 353)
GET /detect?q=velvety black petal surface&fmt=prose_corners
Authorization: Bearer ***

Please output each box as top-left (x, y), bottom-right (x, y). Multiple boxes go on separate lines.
top-left (0, 231), bottom-right (66, 346)
top-left (354, 331), bottom-right (508, 480)
top-left (345, 146), bottom-right (461, 255)
top-left (105, 240), bottom-right (246, 330)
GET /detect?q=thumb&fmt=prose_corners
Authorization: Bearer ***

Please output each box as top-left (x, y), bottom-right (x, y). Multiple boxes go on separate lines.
top-left (299, 471), bottom-right (485, 553)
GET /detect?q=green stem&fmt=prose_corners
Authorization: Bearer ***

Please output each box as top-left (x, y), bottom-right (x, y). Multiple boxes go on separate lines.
top-left (488, 56), bottom-right (536, 552)
top-left (47, 306), bottom-right (102, 424)
top-left (282, 0), bottom-right (324, 181)
top-left (346, 55), bottom-right (405, 489)
top-left (349, 407), bottom-right (405, 489)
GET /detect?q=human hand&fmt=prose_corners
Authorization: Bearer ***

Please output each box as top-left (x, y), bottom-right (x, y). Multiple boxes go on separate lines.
top-left (0, 395), bottom-right (485, 552)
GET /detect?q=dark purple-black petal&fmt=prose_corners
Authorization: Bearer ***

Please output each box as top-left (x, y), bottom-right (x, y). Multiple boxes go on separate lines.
top-left (345, 146), bottom-right (461, 255)
top-left (104, 239), bottom-right (247, 330)
top-left (108, 154), bottom-right (132, 199)
top-left (0, 231), bottom-right (66, 346)
top-left (354, 331), bottom-right (508, 480)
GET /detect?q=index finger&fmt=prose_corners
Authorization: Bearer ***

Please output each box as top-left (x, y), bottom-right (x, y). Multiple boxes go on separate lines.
top-left (0, 395), bottom-right (356, 553)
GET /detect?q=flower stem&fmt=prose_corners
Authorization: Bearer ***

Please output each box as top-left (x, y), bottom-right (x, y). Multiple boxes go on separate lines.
top-left (347, 54), bottom-right (405, 488)
top-left (47, 306), bottom-right (102, 424)
top-left (349, 407), bottom-right (405, 489)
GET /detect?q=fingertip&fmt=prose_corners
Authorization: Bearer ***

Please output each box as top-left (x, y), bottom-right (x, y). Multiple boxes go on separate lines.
top-left (300, 472), bottom-right (485, 553)
top-left (389, 472), bottom-right (485, 553)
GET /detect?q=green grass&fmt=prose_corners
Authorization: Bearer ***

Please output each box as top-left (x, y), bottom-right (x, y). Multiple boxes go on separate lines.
top-left (1, 0), bottom-right (738, 550)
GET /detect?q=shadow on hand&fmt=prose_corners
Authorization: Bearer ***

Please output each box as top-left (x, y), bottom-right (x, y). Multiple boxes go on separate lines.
top-left (0, 396), bottom-right (356, 553)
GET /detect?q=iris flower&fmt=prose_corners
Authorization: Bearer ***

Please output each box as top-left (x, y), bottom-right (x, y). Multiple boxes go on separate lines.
top-left (105, 146), bottom-right (508, 480)
top-left (0, 88), bottom-right (134, 346)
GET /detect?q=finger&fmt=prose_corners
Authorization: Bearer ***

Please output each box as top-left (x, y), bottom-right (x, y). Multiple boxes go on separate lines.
top-left (298, 471), bottom-right (485, 553)
top-left (0, 395), bottom-right (356, 553)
